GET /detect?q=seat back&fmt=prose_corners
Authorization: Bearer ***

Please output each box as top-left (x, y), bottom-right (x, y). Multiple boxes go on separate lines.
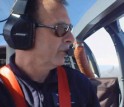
top-left (90, 78), bottom-right (121, 107)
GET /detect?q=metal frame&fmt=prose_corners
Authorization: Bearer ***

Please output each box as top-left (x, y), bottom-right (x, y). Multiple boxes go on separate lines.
top-left (105, 21), bottom-right (124, 106)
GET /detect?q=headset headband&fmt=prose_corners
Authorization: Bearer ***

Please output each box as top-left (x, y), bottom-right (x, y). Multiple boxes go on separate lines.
top-left (12, 0), bottom-right (29, 15)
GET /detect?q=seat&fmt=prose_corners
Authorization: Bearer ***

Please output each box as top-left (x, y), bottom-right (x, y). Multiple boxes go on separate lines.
top-left (90, 78), bottom-right (121, 107)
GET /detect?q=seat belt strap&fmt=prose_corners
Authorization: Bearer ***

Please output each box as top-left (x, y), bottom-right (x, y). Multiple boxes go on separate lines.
top-left (57, 66), bottom-right (71, 107)
top-left (0, 65), bottom-right (28, 107)
top-left (0, 65), bottom-right (71, 107)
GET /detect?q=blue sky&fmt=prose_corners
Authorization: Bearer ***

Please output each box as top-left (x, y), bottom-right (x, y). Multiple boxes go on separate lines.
top-left (0, 0), bottom-right (96, 45)
top-left (66, 0), bottom-right (96, 26)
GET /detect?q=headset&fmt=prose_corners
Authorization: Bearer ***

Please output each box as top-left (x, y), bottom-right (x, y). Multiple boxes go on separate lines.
top-left (3, 0), bottom-right (35, 50)
top-left (3, 0), bottom-right (74, 56)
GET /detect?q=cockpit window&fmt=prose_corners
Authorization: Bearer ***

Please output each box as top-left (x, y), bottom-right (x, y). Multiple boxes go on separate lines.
top-left (119, 17), bottom-right (124, 32)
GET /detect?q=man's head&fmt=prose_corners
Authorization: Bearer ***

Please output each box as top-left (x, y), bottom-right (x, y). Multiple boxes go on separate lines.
top-left (14, 0), bottom-right (74, 69)
top-left (4, 0), bottom-right (69, 50)
top-left (26, 0), bottom-right (68, 22)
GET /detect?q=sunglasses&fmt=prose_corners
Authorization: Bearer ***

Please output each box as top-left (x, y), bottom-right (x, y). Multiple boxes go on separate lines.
top-left (35, 23), bottom-right (73, 37)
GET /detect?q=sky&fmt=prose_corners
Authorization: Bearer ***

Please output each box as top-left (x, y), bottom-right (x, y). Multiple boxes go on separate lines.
top-left (0, 0), bottom-right (14, 45)
top-left (66, 0), bottom-right (96, 26)
top-left (0, 0), bottom-right (96, 45)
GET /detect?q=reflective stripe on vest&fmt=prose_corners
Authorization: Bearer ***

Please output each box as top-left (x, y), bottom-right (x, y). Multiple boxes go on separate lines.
top-left (57, 66), bottom-right (71, 107)
top-left (0, 65), bottom-right (28, 107)
top-left (0, 65), bottom-right (71, 107)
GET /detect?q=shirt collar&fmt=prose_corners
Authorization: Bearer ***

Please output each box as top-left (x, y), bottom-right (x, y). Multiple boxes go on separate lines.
top-left (9, 54), bottom-right (58, 87)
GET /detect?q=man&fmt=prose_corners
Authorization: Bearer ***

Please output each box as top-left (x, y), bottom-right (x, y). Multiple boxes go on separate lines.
top-left (0, 0), bottom-right (100, 107)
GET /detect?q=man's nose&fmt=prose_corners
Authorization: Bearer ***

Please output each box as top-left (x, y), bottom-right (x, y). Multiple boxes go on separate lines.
top-left (63, 31), bottom-right (75, 44)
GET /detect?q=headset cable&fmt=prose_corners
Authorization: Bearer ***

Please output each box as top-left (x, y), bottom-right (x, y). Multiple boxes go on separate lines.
top-left (0, 33), bottom-right (3, 36)
top-left (0, 17), bottom-right (9, 36)
top-left (0, 17), bottom-right (8, 23)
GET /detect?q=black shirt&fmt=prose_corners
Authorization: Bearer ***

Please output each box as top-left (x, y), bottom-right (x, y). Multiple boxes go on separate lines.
top-left (0, 54), bottom-right (100, 107)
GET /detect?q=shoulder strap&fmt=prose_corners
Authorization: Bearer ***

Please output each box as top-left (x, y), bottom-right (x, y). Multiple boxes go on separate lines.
top-left (0, 65), bottom-right (28, 107)
top-left (0, 65), bottom-right (71, 107)
top-left (57, 66), bottom-right (71, 107)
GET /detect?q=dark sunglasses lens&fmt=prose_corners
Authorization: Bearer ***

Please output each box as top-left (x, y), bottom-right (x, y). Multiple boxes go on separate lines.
top-left (55, 24), bottom-right (72, 37)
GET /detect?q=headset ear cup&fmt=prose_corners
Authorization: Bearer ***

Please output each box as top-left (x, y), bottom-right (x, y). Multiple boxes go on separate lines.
top-left (3, 15), bottom-right (35, 50)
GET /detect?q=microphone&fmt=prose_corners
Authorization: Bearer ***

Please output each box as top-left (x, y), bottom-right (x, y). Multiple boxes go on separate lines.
top-left (66, 45), bottom-right (74, 56)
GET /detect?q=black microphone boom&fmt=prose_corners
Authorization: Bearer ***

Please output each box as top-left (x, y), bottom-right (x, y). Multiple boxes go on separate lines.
top-left (67, 45), bottom-right (74, 56)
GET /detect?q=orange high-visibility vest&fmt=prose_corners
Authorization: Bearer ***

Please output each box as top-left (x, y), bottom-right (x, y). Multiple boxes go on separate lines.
top-left (0, 65), bottom-right (71, 107)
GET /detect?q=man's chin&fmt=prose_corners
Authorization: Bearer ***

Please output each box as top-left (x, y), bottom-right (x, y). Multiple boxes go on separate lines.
top-left (54, 59), bottom-right (65, 66)
top-left (57, 61), bottom-right (65, 66)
